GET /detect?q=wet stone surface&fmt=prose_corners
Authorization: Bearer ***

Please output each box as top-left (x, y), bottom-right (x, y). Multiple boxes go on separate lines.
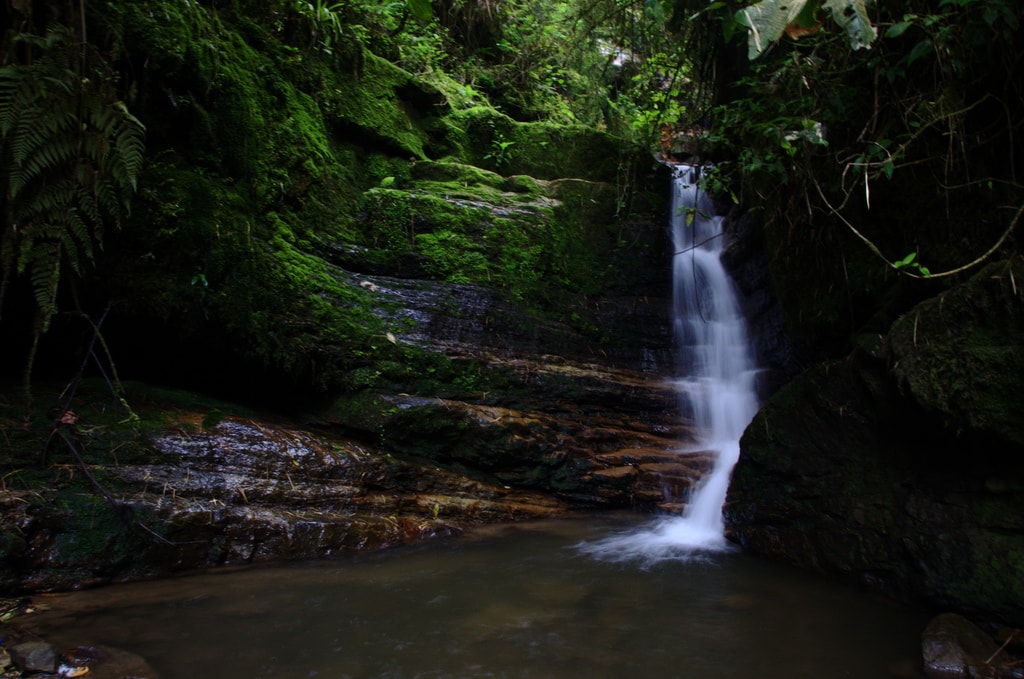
top-left (1, 226), bottom-right (714, 592)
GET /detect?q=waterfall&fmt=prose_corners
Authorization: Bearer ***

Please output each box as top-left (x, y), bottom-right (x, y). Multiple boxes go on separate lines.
top-left (667, 163), bottom-right (759, 544)
top-left (581, 164), bottom-right (760, 562)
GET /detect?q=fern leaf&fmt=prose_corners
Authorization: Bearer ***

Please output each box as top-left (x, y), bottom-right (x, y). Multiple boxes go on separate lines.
top-left (29, 242), bottom-right (61, 332)
top-left (61, 210), bottom-right (93, 271)
top-left (1, 22), bottom-right (147, 355)
top-left (113, 111), bottom-right (146, 184)
top-left (94, 179), bottom-right (124, 225)
top-left (20, 180), bottom-right (75, 227)
top-left (16, 129), bottom-right (77, 189)
top-left (75, 181), bottom-right (103, 227)
top-left (0, 68), bottom-right (25, 136)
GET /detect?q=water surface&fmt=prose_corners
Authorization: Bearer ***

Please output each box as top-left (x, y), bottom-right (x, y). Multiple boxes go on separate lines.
top-left (27, 516), bottom-right (926, 678)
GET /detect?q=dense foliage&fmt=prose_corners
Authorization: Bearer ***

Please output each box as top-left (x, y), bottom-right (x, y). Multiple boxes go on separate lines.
top-left (0, 0), bottom-right (682, 393)
top-left (1, 0), bottom-right (1021, 384)
top-left (0, 19), bottom-right (145, 391)
top-left (687, 0), bottom-right (1023, 355)
top-left (1, 0), bottom-right (1022, 622)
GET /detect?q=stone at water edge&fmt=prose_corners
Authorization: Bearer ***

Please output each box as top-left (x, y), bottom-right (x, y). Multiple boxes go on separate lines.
top-left (8, 641), bottom-right (58, 673)
top-left (921, 613), bottom-right (1021, 679)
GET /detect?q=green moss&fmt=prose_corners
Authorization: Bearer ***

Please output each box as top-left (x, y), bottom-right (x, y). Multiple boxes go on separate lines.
top-left (79, 0), bottom-right (657, 400)
top-left (352, 156), bottom-right (643, 308)
top-left (889, 260), bottom-right (1024, 446)
top-left (410, 160), bottom-right (506, 189)
top-left (502, 175), bottom-right (545, 195)
top-left (318, 390), bottom-right (393, 437)
top-left (359, 188), bottom-right (416, 265)
top-left (325, 49), bottom-right (441, 159)
top-left (941, 532), bottom-right (1024, 623)
top-left (361, 153), bottom-right (414, 190)
top-left (51, 494), bottom-right (142, 566)
top-left (416, 231), bottom-right (489, 283)
top-left (545, 180), bottom-right (625, 297)
top-left (441, 107), bottom-right (629, 181)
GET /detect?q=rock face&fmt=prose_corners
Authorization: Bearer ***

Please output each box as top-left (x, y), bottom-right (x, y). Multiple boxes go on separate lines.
top-left (726, 259), bottom-right (1024, 626)
top-left (323, 271), bottom-right (709, 507)
top-left (0, 0), bottom-right (736, 593)
top-left (1, 351), bottom-right (701, 592)
top-left (921, 613), bottom-right (1024, 679)
top-left (0, 216), bottom-right (708, 591)
top-left (721, 207), bottom-right (802, 397)
top-left (8, 641), bottom-right (58, 674)
top-left (0, 159), bottom-right (716, 593)
top-left (1, 414), bottom-right (573, 592)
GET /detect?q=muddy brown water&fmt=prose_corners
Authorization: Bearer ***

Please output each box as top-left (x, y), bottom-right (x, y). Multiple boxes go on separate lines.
top-left (22, 515), bottom-right (927, 678)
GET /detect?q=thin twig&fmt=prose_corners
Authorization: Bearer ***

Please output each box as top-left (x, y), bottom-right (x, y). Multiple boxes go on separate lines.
top-left (814, 178), bottom-right (1023, 280)
top-left (984, 630), bottom-right (1016, 665)
top-left (673, 231), bottom-right (724, 256)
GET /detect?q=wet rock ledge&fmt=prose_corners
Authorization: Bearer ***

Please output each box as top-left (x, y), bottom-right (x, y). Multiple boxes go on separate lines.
top-left (0, 263), bottom-right (706, 591)
top-left (0, 402), bottom-right (569, 593)
top-left (0, 344), bottom-right (699, 593)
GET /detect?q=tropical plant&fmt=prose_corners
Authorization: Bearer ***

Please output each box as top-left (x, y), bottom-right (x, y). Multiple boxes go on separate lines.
top-left (294, 0), bottom-right (348, 54)
top-left (0, 24), bottom-right (145, 391)
top-left (734, 0), bottom-right (877, 59)
top-left (694, 0), bottom-right (1022, 280)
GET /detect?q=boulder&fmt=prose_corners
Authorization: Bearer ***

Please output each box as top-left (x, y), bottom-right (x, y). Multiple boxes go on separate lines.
top-left (726, 260), bottom-right (1024, 625)
top-left (8, 641), bottom-right (58, 673)
top-left (922, 613), bottom-right (1023, 679)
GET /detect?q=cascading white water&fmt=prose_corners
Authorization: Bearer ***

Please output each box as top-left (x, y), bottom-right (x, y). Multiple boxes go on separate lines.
top-left (581, 164), bottom-right (760, 562)
top-left (668, 163), bottom-right (759, 544)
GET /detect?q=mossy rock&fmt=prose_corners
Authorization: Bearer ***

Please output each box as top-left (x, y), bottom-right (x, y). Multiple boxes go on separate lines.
top-left (356, 162), bottom-right (642, 303)
top-left (440, 107), bottom-right (630, 181)
top-left (33, 0), bottom-right (661, 408)
top-left (409, 159), bottom-right (507, 188)
top-left (889, 259), bottom-right (1024, 447)
top-left (326, 49), bottom-right (447, 160)
top-left (727, 276), bottom-right (1024, 624)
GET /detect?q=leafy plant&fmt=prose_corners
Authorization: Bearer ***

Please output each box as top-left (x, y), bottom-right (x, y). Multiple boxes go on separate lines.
top-left (892, 251), bottom-right (930, 277)
top-left (0, 24), bottom-right (145, 391)
top-left (484, 133), bottom-right (516, 167)
top-left (736, 0), bottom-right (877, 59)
top-left (294, 0), bottom-right (348, 54)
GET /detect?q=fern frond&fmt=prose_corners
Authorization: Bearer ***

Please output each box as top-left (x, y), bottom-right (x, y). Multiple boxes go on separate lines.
top-left (15, 226), bottom-right (38, 276)
top-left (75, 181), bottom-right (103, 227)
top-left (93, 179), bottom-right (123, 226)
top-left (112, 109), bottom-right (146, 187)
top-left (86, 100), bottom-right (116, 137)
top-left (61, 210), bottom-right (93, 272)
top-left (18, 176), bottom-right (70, 214)
top-left (28, 241), bottom-right (61, 332)
top-left (12, 129), bottom-right (78, 196)
top-left (0, 68), bottom-right (25, 136)
top-left (1, 22), bottom-right (147, 368)
top-left (10, 100), bottom-right (76, 169)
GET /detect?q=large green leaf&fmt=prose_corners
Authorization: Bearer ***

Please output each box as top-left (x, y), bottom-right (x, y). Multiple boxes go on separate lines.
top-left (737, 0), bottom-right (876, 59)
top-left (737, 0), bottom-right (811, 59)
top-left (823, 0), bottom-right (877, 50)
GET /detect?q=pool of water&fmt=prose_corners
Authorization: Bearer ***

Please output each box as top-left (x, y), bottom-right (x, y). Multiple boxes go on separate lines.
top-left (24, 515), bottom-right (927, 678)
